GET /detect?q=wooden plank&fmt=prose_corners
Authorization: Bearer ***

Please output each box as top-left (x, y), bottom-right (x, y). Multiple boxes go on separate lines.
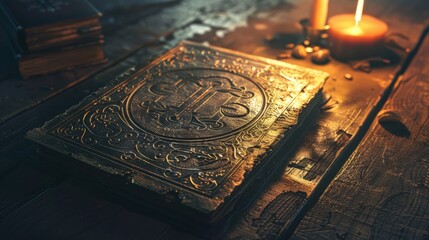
top-left (0, 162), bottom-right (59, 219)
top-left (292, 29), bottom-right (429, 240)
top-left (0, 0), bottom-right (427, 239)
top-left (0, 1), bottom-right (287, 239)
top-left (92, 0), bottom-right (179, 34)
top-left (206, 0), bottom-right (428, 238)
top-left (0, 180), bottom-right (175, 240)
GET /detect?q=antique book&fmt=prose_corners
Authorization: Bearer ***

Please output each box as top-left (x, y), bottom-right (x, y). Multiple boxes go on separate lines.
top-left (27, 41), bottom-right (328, 223)
top-left (0, 0), bottom-right (103, 51)
top-left (9, 39), bottom-right (106, 78)
top-left (0, 0), bottom-right (105, 78)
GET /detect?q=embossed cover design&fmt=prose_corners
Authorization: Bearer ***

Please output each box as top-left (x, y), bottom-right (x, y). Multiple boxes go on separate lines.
top-left (27, 41), bottom-right (328, 222)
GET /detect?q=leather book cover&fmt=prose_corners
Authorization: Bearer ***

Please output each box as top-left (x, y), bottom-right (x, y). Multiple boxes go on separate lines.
top-left (27, 41), bottom-right (328, 223)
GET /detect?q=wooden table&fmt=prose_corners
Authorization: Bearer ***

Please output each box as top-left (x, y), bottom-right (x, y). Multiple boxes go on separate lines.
top-left (1, 0), bottom-right (428, 239)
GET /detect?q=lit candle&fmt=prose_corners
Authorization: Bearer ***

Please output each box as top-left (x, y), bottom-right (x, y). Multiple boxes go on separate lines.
top-left (310, 0), bottom-right (329, 30)
top-left (328, 0), bottom-right (388, 60)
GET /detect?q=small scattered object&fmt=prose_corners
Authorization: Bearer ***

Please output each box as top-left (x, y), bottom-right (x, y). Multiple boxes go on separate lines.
top-left (313, 46), bottom-right (321, 51)
top-left (349, 57), bottom-right (390, 73)
top-left (306, 47), bottom-right (314, 53)
top-left (285, 43), bottom-right (295, 49)
top-left (292, 45), bottom-right (307, 59)
top-left (277, 51), bottom-right (292, 59)
top-left (350, 61), bottom-right (372, 73)
top-left (254, 23), bottom-right (268, 30)
top-left (378, 110), bottom-right (410, 137)
top-left (311, 49), bottom-right (330, 65)
top-left (303, 39), bottom-right (311, 46)
top-left (344, 73), bottom-right (353, 80)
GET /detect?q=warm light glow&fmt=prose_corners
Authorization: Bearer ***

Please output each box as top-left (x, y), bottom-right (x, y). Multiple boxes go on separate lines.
top-left (355, 0), bottom-right (365, 26)
top-left (344, 26), bottom-right (363, 36)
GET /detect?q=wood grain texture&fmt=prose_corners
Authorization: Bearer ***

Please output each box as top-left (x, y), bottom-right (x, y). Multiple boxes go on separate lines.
top-left (292, 31), bottom-right (429, 240)
top-left (0, 1), bottom-right (286, 239)
top-left (214, 0), bottom-right (428, 238)
top-left (0, 180), bottom-right (175, 240)
top-left (0, 0), bottom-right (428, 239)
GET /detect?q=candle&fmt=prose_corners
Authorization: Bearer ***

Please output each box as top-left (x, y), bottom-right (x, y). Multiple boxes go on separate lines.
top-left (328, 0), bottom-right (388, 60)
top-left (310, 0), bottom-right (329, 30)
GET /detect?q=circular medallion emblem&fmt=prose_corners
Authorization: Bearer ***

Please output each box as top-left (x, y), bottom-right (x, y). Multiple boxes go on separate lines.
top-left (127, 69), bottom-right (266, 141)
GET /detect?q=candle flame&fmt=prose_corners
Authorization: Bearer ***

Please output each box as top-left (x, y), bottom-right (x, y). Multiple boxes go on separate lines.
top-left (355, 0), bottom-right (365, 26)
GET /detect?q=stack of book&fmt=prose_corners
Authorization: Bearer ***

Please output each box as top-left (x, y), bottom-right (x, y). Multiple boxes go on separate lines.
top-left (0, 0), bottom-right (106, 79)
